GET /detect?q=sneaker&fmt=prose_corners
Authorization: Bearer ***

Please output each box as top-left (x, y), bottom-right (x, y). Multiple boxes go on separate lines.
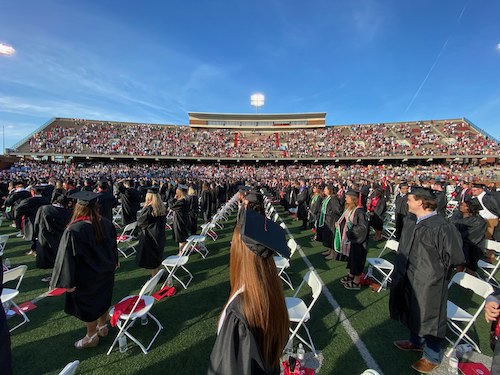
top-left (41, 276), bottom-right (52, 283)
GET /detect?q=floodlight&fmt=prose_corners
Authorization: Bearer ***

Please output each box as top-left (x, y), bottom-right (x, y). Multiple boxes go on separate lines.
top-left (250, 93), bottom-right (265, 111)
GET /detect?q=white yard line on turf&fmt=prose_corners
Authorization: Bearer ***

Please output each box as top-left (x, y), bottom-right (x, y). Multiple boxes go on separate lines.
top-left (280, 219), bottom-right (384, 375)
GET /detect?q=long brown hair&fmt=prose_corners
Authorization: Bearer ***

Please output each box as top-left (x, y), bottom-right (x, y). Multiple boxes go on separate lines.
top-left (70, 203), bottom-right (105, 244)
top-left (228, 225), bottom-right (289, 369)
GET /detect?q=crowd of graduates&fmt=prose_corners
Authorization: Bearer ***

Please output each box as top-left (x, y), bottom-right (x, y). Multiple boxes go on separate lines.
top-left (0, 162), bottom-right (499, 374)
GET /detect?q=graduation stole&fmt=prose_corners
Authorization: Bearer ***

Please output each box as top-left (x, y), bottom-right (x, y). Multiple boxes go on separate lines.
top-left (336, 207), bottom-right (357, 256)
top-left (318, 195), bottom-right (331, 227)
top-left (310, 194), bottom-right (319, 207)
top-left (70, 216), bottom-right (91, 225)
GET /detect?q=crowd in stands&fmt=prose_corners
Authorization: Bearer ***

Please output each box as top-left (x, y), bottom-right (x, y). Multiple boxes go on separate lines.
top-left (21, 119), bottom-right (500, 158)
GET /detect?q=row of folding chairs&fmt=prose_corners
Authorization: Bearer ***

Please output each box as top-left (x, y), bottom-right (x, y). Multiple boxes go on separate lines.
top-left (262, 194), bottom-right (322, 356)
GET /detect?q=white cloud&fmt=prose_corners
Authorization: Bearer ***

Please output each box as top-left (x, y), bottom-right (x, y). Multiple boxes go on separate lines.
top-left (0, 43), bottom-right (15, 56)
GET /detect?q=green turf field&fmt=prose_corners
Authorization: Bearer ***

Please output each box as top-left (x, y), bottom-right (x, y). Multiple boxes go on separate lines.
top-left (2, 207), bottom-right (495, 375)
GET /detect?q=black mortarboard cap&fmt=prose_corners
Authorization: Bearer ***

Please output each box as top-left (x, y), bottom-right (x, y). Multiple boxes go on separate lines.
top-left (147, 186), bottom-right (160, 194)
top-left (472, 182), bottom-right (486, 189)
top-left (345, 189), bottom-right (361, 198)
top-left (98, 180), bottom-right (108, 189)
top-left (69, 191), bottom-right (100, 206)
top-left (409, 186), bottom-right (436, 200)
top-left (240, 209), bottom-right (290, 258)
top-left (238, 185), bottom-right (252, 194)
top-left (400, 182), bottom-right (409, 187)
top-left (31, 186), bottom-right (46, 194)
top-left (245, 190), bottom-right (264, 204)
top-left (466, 197), bottom-right (483, 212)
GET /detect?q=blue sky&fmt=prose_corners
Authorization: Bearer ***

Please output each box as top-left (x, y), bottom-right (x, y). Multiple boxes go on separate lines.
top-left (0, 0), bottom-right (499, 151)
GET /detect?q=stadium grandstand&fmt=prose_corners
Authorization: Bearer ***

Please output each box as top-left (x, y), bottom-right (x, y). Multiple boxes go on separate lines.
top-left (6, 113), bottom-right (500, 164)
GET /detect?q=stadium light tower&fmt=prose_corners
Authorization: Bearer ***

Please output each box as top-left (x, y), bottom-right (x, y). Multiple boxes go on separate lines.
top-left (250, 93), bottom-right (265, 112)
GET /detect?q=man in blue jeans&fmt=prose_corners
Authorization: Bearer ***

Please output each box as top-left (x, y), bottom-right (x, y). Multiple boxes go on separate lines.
top-left (389, 187), bottom-right (464, 373)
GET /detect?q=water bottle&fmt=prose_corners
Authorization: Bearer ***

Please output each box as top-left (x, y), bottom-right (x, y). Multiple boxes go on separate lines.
top-left (297, 343), bottom-right (305, 361)
top-left (166, 275), bottom-right (173, 287)
top-left (448, 350), bottom-right (459, 375)
top-left (141, 314), bottom-right (148, 326)
top-left (285, 340), bottom-right (294, 357)
top-left (3, 258), bottom-right (10, 269)
top-left (118, 334), bottom-right (128, 353)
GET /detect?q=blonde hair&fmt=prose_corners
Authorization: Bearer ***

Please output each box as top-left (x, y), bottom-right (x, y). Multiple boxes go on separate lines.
top-left (228, 225), bottom-right (289, 369)
top-left (145, 192), bottom-right (166, 217)
top-left (175, 189), bottom-right (186, 200)
top-left (188, 186), bottom-right (196, 196)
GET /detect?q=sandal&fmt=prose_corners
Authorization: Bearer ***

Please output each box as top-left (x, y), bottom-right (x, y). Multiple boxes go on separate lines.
top-left (74, 333), bottom-right (99, 349)
top-left (97, 324), bottom-right (109, 337)
top-left (324, 253), bottom-right (335, 260)
top-left (340, 275), bottom-right (354, 284)
top-left (321, 250), bottom-right (331, 255)
top-left (343, 280), bottom-right (361, 290)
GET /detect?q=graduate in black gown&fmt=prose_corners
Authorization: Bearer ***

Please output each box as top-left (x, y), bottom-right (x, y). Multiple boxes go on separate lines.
top-left (207, 209), bottom-right (290, 375)
top-left (15, 186), bottom-right (50, 255)
top-left (187, 186), bottom-right (199, 235)
top-left (319, 184), bottom-right (342, 260)
top-left (96, 180), bottom-right (118, 222)
top-left (50, 191), bottom-right (118, 350)
top-left (168, 184), bottom-right (190, 254)
top-left (394, 182), bottom-right (409, 241)
top-left (450, 198), bottom-right (487, 274)
top-left (200, 182), bottom-right (213, 223)
top-left (135, 187), bottom-right (167, 277)
top-left (34, 195), bottom-right (72, 279)
top-left (117, 179), bottom-right (141, 225)
top-left (339, 189), bottom-right (370, 290)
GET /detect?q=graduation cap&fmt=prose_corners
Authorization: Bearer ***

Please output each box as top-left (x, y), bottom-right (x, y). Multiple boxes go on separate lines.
top-left (399, 182), bottom-right (409, 188)
top-left (177, 184), bottom-right (188, 191)
top-left (409, 186), bottom-right (436, 200)
top-left (238, 185), bottom-right (252, 194)
top-left (147, 186), bottom-right (160, 194)
top-left (31, 186), bottom-right (46, 194)
top-left (69, 191), bottom-right (100, 206)
top-left (346, 188), bottom-right (363, 207)
top-left (472, 182), bottom-right (486, 189)
top-left (245, 190), bottom-right (264, 204)
top-left (240, 209), bottom-right (290, 259)
top-left (97, 180), bottom-right (109, 190)
top-left (463, 196), bottom-right (482, 210)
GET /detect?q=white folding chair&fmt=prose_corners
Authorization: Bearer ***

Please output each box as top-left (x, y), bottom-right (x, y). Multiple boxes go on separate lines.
top-left (366, 239), bottom-right (399, 292)
top-left (280, 222), bottom-right (287, 230)
top-left (0, 234), bottom-right (8, 256)
top-left (107, 269), bottom-right (165, 355)
top-left (185, 233), bottom-right (209, 258)
top-left (57, 360), bottom-right (80, 375)
top-left (446, 200), bottom-right (459, 218)
top-left (445, 272), bottom-right (494, 356)
top-left (274, 238), bottom-right (298, 290)
top-left (116, 221), bottom-right (138, 258)
top-left (1, 265), bottom-right (30, 332)
top-left (477, 240), bottom-right (500, 287)
top-left (112, 206), bottom-right (123, 229)
top-left (285, 270), bottom-right (322, 356)
top-left (382, 223), bottom-right (396, 240)
top-left (161, 240), bottom-right (194, 289)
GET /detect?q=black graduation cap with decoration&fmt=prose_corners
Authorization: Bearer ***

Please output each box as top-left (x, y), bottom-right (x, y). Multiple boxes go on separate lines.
top-left (240, 209), bottom-right (290, 259)
top-left (69, 191), bottom-right (101, 206)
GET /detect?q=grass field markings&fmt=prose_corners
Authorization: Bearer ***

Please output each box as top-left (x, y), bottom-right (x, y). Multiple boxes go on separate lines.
top-left (279, 218), bottom-right (385, 375)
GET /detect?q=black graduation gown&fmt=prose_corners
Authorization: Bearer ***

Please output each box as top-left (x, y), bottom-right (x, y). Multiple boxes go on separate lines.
top-left (389, 214), bottom-right (464, 338)
top-left (208, 295), bottom-right (279, 375)
top-left (169, 198), bottom-right (190, 244)
top-left (394, 193), bottom-right (408, 241)
top-left (4, 189), bottom-right (30, 222)
top-left (200, 190), bottom-right (212, 222)
top-left (50, 218), bottom-right (118, 322)
top-left (309, 194), bottom-right (323, 227)
top-left (0, 256), bottom-right (12, 375)
top-left (482, 192), bottom-right (500, 241)
top-left (296, 187), bottom-right (309, 221)
top-left (451, 214), bottom-right (487, 271)
top-left (34, 205), bottom-right (72, 269)
top-left (135, 205), bottom-right (166, 269)
top-left (369, 196), bottom-right (386, 231)
top-left (435, 191), bottom-right (448, 217)
top-left (15, 195), bottom-right (50, 241)
top-left (346, 208), bottom-right (370, 275)
top-left (318, 196), bottom-right (342, 248)
top-left (187, 194), bottom-right (199, 235)
top-left (118, 185), bottom-right (141, 225)
top-left (96, 190), bottom-right (118, 222)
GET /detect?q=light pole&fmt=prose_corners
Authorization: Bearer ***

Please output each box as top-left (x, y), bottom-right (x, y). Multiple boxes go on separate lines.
top-left (250, 93), bottom-right (265, 112)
